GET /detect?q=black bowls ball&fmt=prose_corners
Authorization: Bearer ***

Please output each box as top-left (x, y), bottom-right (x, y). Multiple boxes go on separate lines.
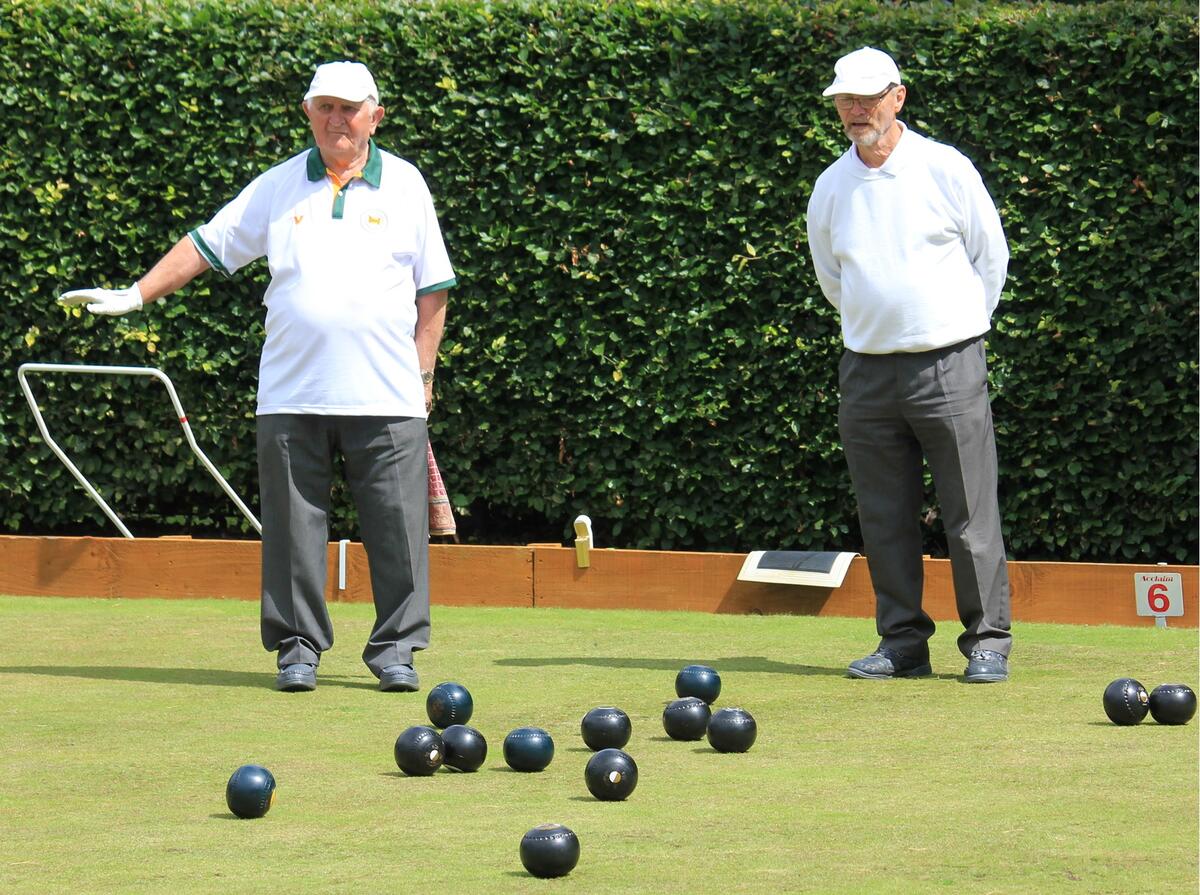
top-left (707, 707), bottom-right (757, 753)
top-left (662, 696), bottom-right (711, 741)
top-left (441, 724), bottom-right (488, 771)
top-left (503, 726), bottom-right (555, 772)
top-left (1102, 678), bottom-right (1150, 726)
top-left (426, 681), bottom-right (474, 728)
top-left (584, 748), bottom-right (638, 801)
top-left (675, 664), bottom-right (721, 704)
top-left (394, 725), bottom-right (445, 776)
top-left (580, 706), bottom-right (632, 751)
top-left (1148, 683), bottom-right (1197, 725)
top-left (225, 764), bottom-right (276, 819)
top-left (520, 823), bottom-right (580, 878)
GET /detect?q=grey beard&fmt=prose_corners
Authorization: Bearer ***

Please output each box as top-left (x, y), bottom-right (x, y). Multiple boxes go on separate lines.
top-left (845, 123), bottom-right (885, 147)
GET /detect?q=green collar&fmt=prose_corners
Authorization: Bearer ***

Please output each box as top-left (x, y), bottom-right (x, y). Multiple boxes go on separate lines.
top-left (305, 139), bottom-right (382, 186)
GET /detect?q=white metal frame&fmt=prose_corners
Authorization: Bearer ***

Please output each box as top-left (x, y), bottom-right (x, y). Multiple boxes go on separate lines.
top-left (17, 362), bottom-right (262, 538)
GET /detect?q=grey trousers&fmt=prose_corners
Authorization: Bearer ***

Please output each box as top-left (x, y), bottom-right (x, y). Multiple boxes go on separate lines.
top-left (256, 414), bottom-right (430, 676)
top-left (838, 336), bottom-right (1011, 660)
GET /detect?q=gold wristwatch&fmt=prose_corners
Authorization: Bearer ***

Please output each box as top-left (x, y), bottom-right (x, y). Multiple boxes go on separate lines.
top-left (420, 369), bottom-right (435, 385)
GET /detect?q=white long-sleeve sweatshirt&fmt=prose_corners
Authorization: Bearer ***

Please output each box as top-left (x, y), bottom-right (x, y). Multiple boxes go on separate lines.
top-left (806, 123), bottom-right (1008, 354)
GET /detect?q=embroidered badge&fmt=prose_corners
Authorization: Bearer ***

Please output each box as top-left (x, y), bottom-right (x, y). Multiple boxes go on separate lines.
top-left (361, 210), bottom-right (389, 231)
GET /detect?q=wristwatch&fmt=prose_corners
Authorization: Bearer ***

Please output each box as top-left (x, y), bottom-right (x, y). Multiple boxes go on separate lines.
top-left (420, 369), bottom-right (435, 385)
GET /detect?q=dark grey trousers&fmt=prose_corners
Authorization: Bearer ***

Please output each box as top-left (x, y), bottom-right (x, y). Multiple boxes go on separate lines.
top-left (838, 336), bottom-right (1011, 660)
top-left (256, 414), bottom-right (430, 676)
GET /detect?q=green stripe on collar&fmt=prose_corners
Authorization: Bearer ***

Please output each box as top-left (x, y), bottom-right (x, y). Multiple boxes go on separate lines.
top-left (306, 140), bottom-right (383, 186)
top-left (306, 146), bottom-right (325, 181)
top-left (361, 140), bottom-right (382, 187)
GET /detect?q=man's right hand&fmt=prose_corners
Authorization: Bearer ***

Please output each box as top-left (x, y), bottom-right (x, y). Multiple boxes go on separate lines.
top-left (57, 284), bottom-right (143, 316)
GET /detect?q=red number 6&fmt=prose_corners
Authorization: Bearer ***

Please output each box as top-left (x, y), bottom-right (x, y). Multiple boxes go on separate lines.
top-left (1148, 583), bottom-right (1171, 613)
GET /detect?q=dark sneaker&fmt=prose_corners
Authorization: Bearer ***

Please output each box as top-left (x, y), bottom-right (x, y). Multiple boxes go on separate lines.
top-left (380, 664), bottom-right (420, 692)
top-left (847, 647), bottom-right (932, 680)
top-left (275, 663), bottom-right (317, 692)
top-left (964, 649), bottom-right (1008, 683)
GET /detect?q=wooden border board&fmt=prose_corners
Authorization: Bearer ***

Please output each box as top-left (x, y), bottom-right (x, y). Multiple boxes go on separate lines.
top-left (0, 536), bottom-right (1194, 628)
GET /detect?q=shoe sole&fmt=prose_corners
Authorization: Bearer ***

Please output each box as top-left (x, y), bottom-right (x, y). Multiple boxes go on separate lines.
top-left (964, 672), bottom-right (1008, 683)
top-left (847, 663), bottom-right (932, 680)
top-left (379, 679), bottom-right (419, 693)
top-left (276, 679), bottom-right (316, 692)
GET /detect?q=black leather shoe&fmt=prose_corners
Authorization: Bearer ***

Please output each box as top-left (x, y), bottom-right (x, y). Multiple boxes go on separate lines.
top-left (964, 649), bottom-right (1008, 683)
top-left (275, 663), bottom-right (317, 692)
top-left (380, 664), bottom-right (420, 692)
top-left (847, 647), bottom-right (932, 680)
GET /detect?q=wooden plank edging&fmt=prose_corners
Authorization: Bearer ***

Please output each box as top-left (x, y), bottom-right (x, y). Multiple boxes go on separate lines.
top-left (0, 535), bottom-right (1194, 628)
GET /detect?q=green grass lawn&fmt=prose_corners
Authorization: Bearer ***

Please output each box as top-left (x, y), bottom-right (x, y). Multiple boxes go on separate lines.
top-left (0, 595), bottom-right (1195, 894)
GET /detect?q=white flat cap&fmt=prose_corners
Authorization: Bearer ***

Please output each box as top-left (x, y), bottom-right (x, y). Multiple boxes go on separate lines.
top-left (822, 47), bottom-right (901, 97)
top-left (304, 61), bottom-right (380, 103)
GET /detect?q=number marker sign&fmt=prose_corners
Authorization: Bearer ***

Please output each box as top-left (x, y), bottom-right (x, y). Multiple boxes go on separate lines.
top-left (1134, 572), bottom-right (1183, 627)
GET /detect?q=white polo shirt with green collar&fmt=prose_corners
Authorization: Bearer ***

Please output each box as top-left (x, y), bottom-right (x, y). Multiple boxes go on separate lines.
top-left (189, 141), bottom-right (456, 418)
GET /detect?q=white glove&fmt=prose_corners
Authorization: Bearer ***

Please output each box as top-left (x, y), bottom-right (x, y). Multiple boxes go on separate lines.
top-left (57, 283), bottom-right (144, 316)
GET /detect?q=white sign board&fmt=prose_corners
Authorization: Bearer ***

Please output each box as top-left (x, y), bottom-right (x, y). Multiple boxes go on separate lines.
top-left (1134, 572), bottom-right (1184, 617)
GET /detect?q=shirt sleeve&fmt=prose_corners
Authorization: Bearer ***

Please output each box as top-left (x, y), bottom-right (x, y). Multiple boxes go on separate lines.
top-left (958, 160), bottom-right (1009, 315)
top-left (805, 177), bottom-right (841, 310)
top-left (412, 172), bottom-right (456, 297)
top-left (187, 173), bottom-right (273, 278)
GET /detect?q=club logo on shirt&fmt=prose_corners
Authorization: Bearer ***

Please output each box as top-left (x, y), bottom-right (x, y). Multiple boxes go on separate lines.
top-left (293, 214), bottom-right (304, 225)
top-left (361, 210), bottom-right (389, 232)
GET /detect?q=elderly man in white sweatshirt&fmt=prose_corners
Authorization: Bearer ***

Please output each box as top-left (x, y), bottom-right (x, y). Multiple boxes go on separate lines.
top-left (806, 47), bottom-right (1012, 683)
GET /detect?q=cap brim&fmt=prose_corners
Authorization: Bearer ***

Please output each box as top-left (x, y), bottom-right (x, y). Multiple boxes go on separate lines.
top-left (304, 91), bottom-right (375, 102)
top-left (821, 77), bottom-right (895, 97)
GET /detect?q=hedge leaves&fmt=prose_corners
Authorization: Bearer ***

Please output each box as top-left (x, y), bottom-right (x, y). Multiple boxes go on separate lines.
top-left (0, 0), bottom-right (1195, 562)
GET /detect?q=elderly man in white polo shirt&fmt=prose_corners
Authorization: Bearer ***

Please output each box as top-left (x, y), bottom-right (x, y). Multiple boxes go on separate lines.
top-left (806, 47), bottom-right (1012, 683)
top-left (60, 61), bottom-right (455, 694)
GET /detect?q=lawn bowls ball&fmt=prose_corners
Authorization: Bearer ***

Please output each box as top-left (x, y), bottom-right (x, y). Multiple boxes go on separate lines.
top-left (580, 706), bottom-right (632, 751)
top-left (441, 724), bottom-right (488, 771)
top-left (707, 707), bottom-right (758, 753)
top-left (503, 726), bottom-right (555, 772)
top-left (1102, 678), bottom-right (1150, 726)
top-left (394, 725), bottom-right (445, 776)
top-left (584, 748), bottom-right (639, 801)
top-left (426, 681), bottom-right (474, 728)
top-left (675, 664), bottom-right (721, 704)
top-left (662, 696), bottom-right (711, 741)
top-left (225, 764), bottom-right (276, 819)
top-left (520, 823), bottom-right (580, 878)
top-left (1148, 683), bottom-right (1197, 725)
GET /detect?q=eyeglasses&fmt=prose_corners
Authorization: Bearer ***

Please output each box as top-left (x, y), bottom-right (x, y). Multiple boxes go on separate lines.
top-left (833, 87), bottom-right (895, 112)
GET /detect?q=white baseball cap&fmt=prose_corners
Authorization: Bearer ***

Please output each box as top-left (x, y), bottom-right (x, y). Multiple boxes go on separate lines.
top-left (304, 61), bottom-right (380, 103)
top-left (821, 47), bottom-right (901, 97)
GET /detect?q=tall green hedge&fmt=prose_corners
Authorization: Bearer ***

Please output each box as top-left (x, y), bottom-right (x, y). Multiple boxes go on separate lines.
top-left (0, 0), bottom-right (1195, 562)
